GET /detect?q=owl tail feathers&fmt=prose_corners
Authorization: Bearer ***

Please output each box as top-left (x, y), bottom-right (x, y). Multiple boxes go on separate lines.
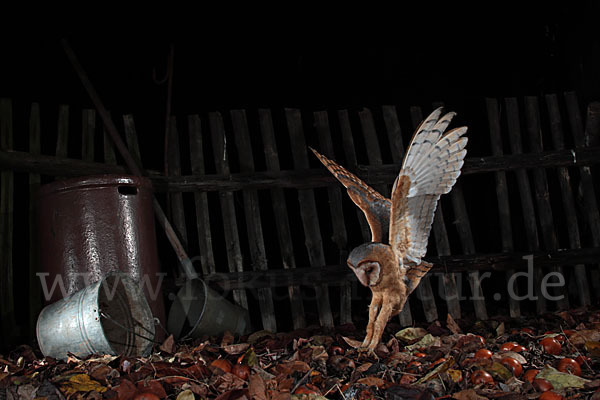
top-left (404, 261), bottom-right (434, 296)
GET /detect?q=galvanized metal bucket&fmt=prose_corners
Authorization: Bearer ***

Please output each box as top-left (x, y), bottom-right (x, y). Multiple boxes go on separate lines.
top-left (167, 279), bottom-right (250, 339)
top-left (37, 274), bottom-right (155, 360)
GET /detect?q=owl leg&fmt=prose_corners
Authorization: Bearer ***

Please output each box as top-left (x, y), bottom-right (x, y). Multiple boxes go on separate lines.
top-left (366, 300), bottom-right (394, 351)
top-left (361, 294), bottom-right (382, 349)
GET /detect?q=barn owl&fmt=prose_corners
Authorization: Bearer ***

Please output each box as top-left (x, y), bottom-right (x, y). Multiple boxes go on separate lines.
top-left (311, 107), bottom-right (467, 350)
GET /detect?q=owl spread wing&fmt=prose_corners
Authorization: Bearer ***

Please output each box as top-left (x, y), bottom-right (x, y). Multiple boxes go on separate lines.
top-left (389, 108), bottom-right (468, 268)
top-left (310, 148), bottom-right (391, 242)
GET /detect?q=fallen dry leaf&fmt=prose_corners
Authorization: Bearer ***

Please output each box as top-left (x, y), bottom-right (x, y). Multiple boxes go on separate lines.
top-left (452, 388), bottom-right (488, 400)
top-left (176, 389), bottom-right (195, 400)
top-left (59, 373), bottom-right (107, 396)
top-left (160, 334), bottom-right (176, 354)
top-left (249, 373), bottom-right (268, 400)
top-left (447, 313), bottom-right (462, 334)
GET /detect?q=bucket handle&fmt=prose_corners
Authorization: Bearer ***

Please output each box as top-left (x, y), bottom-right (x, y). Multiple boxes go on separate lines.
top-left (100, 311), bottom-right (161, 345)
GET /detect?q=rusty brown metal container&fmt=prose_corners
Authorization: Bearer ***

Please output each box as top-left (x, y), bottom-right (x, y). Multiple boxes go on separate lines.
top-left (36, 175), bottom-right (166, 335)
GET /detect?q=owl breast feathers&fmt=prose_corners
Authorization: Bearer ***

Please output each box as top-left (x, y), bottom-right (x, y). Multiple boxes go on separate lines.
top-left (311, 107), bottom-right (467, 350)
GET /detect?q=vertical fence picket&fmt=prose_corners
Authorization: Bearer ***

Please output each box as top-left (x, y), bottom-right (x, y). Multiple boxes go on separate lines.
top-left (231, 110), bottom-right (277, 332)
top-left (285, 108), bottom-right (334, 329)
top-left (82, 109), bottom-right (96, 162)
top-left (337, 110), bottom-right (371, 241)
top-left (166, 117), bottom-right (189, 250)
top-left (314, 110), bottom-right (352, 325)
top-left (28, 103), bottom-right (42, 336)
top-left (188, 115), bottom-right (216, 276)
top-left (208, 112), bottom-right (249, 310)
top-left (504, 97), bottom-right (546, 313)
top-left (259, 109), bottom-right (306, 329)
top-left (486, 98), bottom-right (521, 317)
top-left (0, 99), bottom-right (15, 345)
top-left (524, 97), bottom-right (570, 310)
top-left (545, 94), bottom-right (591, 306)
top-left (103, 112), bottom-right (117, 165)
top-left (56, 105), bottom-right (69, 158)
top-left (564, 92), bottom-right (600, 295)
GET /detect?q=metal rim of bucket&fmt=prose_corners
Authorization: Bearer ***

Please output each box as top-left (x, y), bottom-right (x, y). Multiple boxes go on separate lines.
top-left (167, 278), bottom-right (208, 340)
top-left (37, 174), bottom-right (153, 198)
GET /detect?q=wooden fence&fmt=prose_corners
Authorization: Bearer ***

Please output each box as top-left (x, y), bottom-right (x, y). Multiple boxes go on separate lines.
top-left (1, 92), bottom-right (599, 347)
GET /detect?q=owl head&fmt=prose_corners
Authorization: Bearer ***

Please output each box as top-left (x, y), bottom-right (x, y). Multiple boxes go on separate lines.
top-left (347, 242), bottom-right (394, 287)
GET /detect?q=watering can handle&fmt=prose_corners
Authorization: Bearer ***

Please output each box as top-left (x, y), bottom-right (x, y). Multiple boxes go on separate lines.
top-left (62, 38), bottom-right (198, 281)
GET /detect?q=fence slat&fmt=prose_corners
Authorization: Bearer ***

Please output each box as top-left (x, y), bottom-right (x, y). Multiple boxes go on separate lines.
top-left (231, 109), bottom-right (277, 332)
top-left (103, 111), bottom-right (117, 165)
top-left (166, 117), bottom-right (189, 250)
top-left (565, 92), bottom-right (600, 295)
top-left (505, 97), bottom-right (546, 313)
top-left (546, 94), bottom-right (591, 306)
top-left (285, 108), bottom-right (334, 329)
top-left (314, 110), bottom-right (352, 325)
top-left (0, 98), bottom-right (15, 346)
top-left (486, 98), bottom-right (521, 317)
top-left (359, 108), bottom-right (389, 197)
top-left (82, 109), bottom-right (95, 162)
top-left (259, 109), bottom-right (306, 329)
top-left (209, 112), bottom-right (249, 310)
top-left (28, 103), bottom-right (42, 337)
top-left (381, 105), bottom-right (414, 325)
top-left (123, 115), bottom-right (143, 172)
top-left (188, 115), bottom-right (216, 276)
top-left (524, 96), bottom-right (570, 310)
top-left (56, 105), bottom-right (69, 158)
top-left (337, 110), bottom-right (371, 241)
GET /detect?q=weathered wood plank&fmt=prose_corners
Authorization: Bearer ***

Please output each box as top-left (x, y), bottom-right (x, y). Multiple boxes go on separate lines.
top-left (204, 247), bottom-right (600, 290)
top-left (5, 144), bottom-right (600, 192)
top-left (545, 94), bottom-right (591, 306)
top-left (285, 108), bottom-right (334, 329)
top-left (486, 98), bottom-right (521, 317)
top-left (122, 115), bottom-right (143, 171)
top-left (0, 98), bottom-right (15, 345)
top-left (505, 97), bottom-right (546, 313)
top-left (188, 115), bottom-right (215, 276)
top-left (259, 108), bottom-right (306, 329)
top-left (28, 103), bottom-right (42, 337)
top-left (166, 116), bottom-right (189, 250)
top-left (208, 112), bottom-right (249, 310)
top-left (565, 92), bottom-right (600, 295)
top-left (82, 109), bottom-right (95, 162)
top-left (103, 111), bottom-right (117, 165)
top-left (524, 96), bottom-right (570, 310)
top-left (314, 110), bottom-right (352, 325)
top-left (337, 109), bottom-right (371, 241)
top-left (56, 105), bottom-right (69, 158)
top-left (231, 109), bottom-right (277, 332)
top-left (359, 108), bottom-right (389, 197)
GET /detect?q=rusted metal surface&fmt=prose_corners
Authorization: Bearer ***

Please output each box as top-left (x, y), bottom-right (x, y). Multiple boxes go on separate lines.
top-left (37, 175), bottom-right (166, 331)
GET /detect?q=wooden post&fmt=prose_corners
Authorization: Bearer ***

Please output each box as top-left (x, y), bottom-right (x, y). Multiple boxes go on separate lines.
top-left (56, 105), bottom-right (69, 158)
top-left (314, 110), bottom-right (352, 325)
top-left (285, 108), bottom-right (334, 329)
top-left (545, 94), bottom-right (591, 306)
top-left (103, 111), bottom-right (117, 165)
top-left (504, 97), bottom-right (546, 313)
top-left (231, 109), bottom-right (277, 332)
top-left (0, 98), bottom-right (16, 345)
top-left (188, 115), bottom-right (216, 276)
top-left (524, 96), bottom-right (570, 310)
top-left (485, 98), bottom-right (521, 317)
top-left (208, 112), bottom-right (249, 310)
top-left (82, 109), bottom-right (96, 162)
top-left (166, 117), bottom-right (189, 251)
top-left (28, 103), bottom-right (42, 338)
top-left (122, 115), bottom-right (143, 174)
top-left (259, 109), bottom-right (306, 329)
top-left (565, 93), bottom-right (600, 295)
top-left (337, 110), bottom-right (371, 241)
